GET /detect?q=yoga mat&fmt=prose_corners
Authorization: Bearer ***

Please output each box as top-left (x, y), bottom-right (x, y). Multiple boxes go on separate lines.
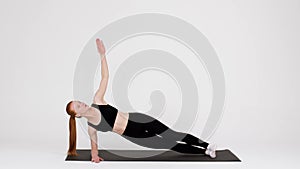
top-left (65, 149), bottom-right (241, 162)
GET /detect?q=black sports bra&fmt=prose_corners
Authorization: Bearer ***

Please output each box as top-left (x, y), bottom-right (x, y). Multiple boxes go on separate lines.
top-left (87, 103), bottom-right (118, 132)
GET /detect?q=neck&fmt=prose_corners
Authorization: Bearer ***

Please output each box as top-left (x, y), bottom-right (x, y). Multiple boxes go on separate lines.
top-left (81, 108), bottom-right (96, 121)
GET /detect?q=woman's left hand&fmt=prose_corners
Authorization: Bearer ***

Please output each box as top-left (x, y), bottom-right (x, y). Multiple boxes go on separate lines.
top-left (91, 154), bottom-right (104, 163)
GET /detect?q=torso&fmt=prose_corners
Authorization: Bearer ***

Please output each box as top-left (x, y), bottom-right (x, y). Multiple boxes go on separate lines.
top-left (88, 108), bottom-right (102, 126)
top-left (88, 100), bottom-right (108, 125)
top-left (88, 102), bottom-right (129, 135)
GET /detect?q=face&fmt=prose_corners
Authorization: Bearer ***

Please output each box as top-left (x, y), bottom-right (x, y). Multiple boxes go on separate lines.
top-left (72, 101), bottom-right (90, 117)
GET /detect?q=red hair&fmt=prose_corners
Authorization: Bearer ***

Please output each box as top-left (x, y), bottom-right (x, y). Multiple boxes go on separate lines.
top-left (66, 101), bottom-right (78, 156)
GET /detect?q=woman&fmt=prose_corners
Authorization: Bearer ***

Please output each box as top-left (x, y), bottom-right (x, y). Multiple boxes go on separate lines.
top-left (66, 38), bottom-right (217, 163)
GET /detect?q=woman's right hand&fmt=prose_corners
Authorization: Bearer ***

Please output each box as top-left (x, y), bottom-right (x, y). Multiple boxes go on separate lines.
top-left (91, 154), bottom-right (104, 163)
top-left (96, 38), bottom-right (106, 56)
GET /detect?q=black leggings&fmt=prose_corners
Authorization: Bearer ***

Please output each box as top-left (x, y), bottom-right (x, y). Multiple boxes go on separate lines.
top-left (121, 112), bottom-right (209, 154)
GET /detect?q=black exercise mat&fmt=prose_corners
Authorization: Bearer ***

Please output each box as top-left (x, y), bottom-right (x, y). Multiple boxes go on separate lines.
top-left (65, 149), bottom-right (241, 162)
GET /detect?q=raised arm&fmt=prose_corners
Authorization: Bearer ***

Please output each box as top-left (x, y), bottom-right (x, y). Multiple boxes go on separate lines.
top-left (93, 38), bottom-right (109, 104)
top-left (88, 126), bottom-right (104, 163)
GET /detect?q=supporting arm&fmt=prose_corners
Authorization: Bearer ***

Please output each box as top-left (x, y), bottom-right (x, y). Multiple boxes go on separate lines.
top-left (88, 126), bottom-right (104, 163)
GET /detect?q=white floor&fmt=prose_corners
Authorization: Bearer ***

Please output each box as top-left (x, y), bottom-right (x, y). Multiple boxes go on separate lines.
top-left (1, 142), bottom-right (298, 169)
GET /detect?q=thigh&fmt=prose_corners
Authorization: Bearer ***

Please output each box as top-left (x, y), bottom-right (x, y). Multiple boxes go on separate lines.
top-left (130, 112), bottom-right (171, 135)
top-left (124, 112), bottom-right (185, 140)
top-left (122, 112), bottom-right (169, 137)
top-left (122, 112), bottom-right (152, 138)
top-left (121, 112), bottom-right (187, 150)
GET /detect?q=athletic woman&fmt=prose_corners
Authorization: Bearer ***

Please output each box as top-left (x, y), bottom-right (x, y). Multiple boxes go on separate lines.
top-left (66, 38), bottom-right (217, 163)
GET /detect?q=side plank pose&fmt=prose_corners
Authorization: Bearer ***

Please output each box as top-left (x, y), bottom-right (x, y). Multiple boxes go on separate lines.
top-left (66, 38), bottom-right (217, 163)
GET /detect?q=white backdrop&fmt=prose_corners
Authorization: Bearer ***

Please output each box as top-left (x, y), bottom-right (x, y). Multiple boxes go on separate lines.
top-left (0, 0), bottom-right (299, 169)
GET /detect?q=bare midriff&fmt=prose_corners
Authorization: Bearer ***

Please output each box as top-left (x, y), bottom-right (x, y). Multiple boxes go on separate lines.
top-left (112, 111), bottom-right (129, 135)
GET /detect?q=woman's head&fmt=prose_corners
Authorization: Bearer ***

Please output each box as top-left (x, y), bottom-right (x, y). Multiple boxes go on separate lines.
top-left (70, 101), bottom-right (90, 118)
top-left (66, 101), bottom-right (76, 117)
